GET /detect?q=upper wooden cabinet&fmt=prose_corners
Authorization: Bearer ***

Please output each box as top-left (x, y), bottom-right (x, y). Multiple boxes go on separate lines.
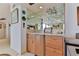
top-left (45, 35), bottom-right (64, 56)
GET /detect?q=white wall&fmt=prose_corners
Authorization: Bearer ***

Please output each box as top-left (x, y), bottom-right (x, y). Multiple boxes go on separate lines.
top-left (10, 4), bottom-right (22, 54)
top-left (10, 4), bottom-right (27, 55)
top-left (21, 4), bottom-right (27, 54)
top-left (0, 4), bottom-right (10, 39)
top-left (65, 3), bottom-right (79, 37)
top-left (0, 4), bottom-right (10, 18)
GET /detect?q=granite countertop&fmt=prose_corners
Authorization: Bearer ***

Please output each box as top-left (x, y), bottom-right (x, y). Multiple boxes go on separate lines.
top-left (28, 31), bottom-right (64, 37)
top-left (27, 31), bottom-right (75, 39)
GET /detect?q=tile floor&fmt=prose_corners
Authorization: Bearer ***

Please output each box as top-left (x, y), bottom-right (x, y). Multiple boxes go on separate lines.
top-left (0, 39), bottom-right (34, 56)
top-left (22, 53), bottom-right (34, 56)
top-left (0, 39), bottom-right (18, 56)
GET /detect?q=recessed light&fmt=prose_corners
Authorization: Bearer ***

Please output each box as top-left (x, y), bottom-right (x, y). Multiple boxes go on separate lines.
top-left (31, 16), bottom-right (34, 17)
top-left (39, 6), bottom-right (43, 9)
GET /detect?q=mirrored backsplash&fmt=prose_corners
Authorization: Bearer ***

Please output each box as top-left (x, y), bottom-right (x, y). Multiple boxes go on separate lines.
top-left (26, 3), bottom-right (65, 34)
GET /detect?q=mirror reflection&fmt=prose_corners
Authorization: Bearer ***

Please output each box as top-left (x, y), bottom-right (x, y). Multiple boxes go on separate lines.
top-left (26, 3), bottom-right (65, 34)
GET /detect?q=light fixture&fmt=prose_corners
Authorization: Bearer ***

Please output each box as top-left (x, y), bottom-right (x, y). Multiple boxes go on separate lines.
top-left (31, 16), bottom-right (34, 18)
top-left (29, 3), bottom-right (35, 5)
top-left (46, 7), bottom-right (57, 15)
top-left (52, 7), bottom-right (57, 14)
top-left (39, 6), bottom-right (43, 9)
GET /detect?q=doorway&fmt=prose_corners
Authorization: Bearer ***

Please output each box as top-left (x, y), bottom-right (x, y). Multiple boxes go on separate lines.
top-left (0, 23), bottom-right (6, 39)
top-left (0, 21), bottom-right (10, 49)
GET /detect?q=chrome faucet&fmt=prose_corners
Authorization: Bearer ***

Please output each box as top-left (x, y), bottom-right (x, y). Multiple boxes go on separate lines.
top-left (40, 19), bottom-right (43, 31)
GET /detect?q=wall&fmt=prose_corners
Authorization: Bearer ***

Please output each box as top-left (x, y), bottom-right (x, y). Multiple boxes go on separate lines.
top-left (65, 3), bottom-right (79, 37)
top-left (21, 4), bottom-right (27, 54)
top-left (10, 4), bottom-right (27, 55)
top-left (10, 4), bottom-right (22, 54)
top-left (0, 4), bottom-right (10, 18)
top-left (0, 20), bottom-right (7, 39)
top-left (0, 4), bottom-right (10, 39)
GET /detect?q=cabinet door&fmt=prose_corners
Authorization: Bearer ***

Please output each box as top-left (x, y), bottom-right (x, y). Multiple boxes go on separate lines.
top-left (46, 47), bottom-right (63, 56)
top-left (27, 34), bottom-right (35, 54)
top-left (45, 35), bottom-right (64, 56)
top-left (45, 35), bottom-right (63, 50)
top-left (35, 35), bottom-right (44, 56)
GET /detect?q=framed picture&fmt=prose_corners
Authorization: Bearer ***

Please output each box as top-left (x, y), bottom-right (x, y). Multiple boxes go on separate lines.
top-left (11, 8), bottom-right (19, 24)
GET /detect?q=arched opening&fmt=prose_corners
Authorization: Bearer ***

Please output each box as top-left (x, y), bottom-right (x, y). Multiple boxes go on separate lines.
top-left (0, 23), bottom-right (6, 39)
top-left (0, 20), bottom-right (10, 49)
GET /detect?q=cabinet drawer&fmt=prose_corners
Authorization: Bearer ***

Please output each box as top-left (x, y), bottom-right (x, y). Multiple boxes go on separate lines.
top-left (45, 47), bottom-right (63, 56)
top-left (45, 35), bottom-right (63, 50)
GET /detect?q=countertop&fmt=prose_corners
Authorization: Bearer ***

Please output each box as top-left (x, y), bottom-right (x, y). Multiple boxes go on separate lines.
top-left (32, 32), bottom-right (64, 36)
top-left (27, 32), bottom-right (76, 39)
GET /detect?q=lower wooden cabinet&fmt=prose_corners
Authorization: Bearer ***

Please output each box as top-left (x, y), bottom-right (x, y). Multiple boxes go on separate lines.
top-left (27, 33), bottom-right (35, 54)
top-left (35, 35), bottom-right (44, 56)
top-left (46, 47), bottom-right (63, 56)
top-left (27, 33), bottom-right (44, 56)
top-left (27, 33), bottom-right (64, 56)
top-left (45, 35), bottom-right (64, 56)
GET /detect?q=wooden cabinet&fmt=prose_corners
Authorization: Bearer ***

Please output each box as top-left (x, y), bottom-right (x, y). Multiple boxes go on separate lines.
top-left (27, 33), bottom-right (44, 56)
top-left (45, 35), bottom-right (64, 56)
top-left (27, 33), bottom-right (64, 56)
top-left (27, 33), bottom-right (35, 54)
top-left (46, 47), bottom-right (63, 56)
top-left (35, 35), bottom-right (44, 56)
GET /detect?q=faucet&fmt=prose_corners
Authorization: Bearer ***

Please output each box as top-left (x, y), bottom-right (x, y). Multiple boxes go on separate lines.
top-left (40, 19), bottom-right (43, 32)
